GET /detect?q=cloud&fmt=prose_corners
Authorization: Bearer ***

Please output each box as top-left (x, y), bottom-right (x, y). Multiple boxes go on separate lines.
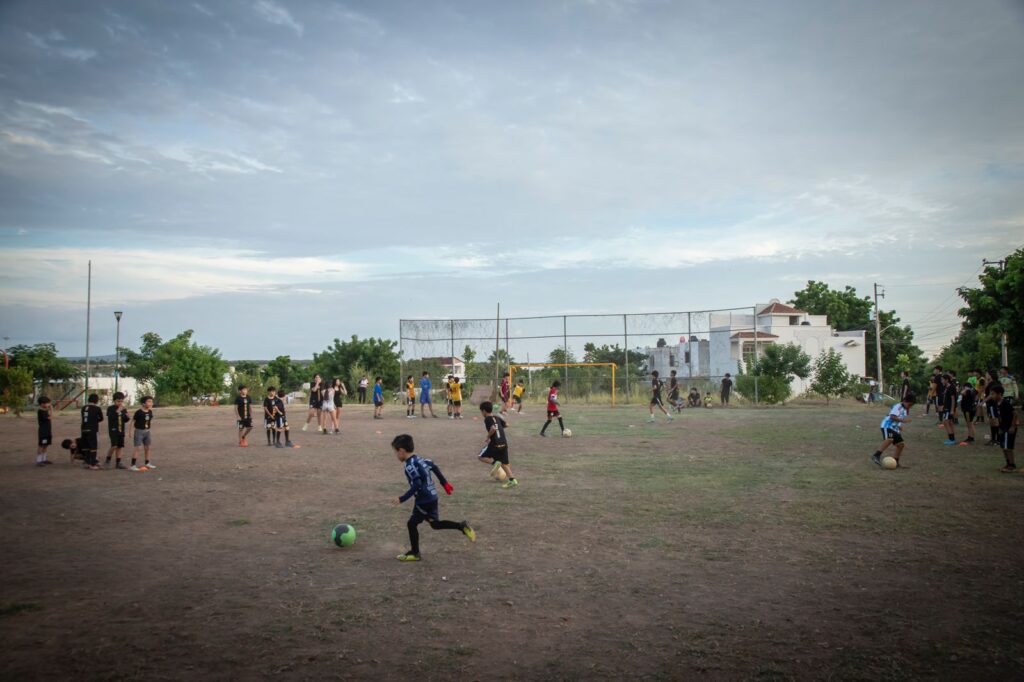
top-left (252, 1), bottom-right (303, 36)
top-left (26, 31), bottom-right (97, 61)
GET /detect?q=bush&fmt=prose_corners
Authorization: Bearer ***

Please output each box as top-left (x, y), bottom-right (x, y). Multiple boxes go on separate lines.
top-left (735, 374), bottom-right (792, 405)
top-left (0, 366), bottom-right (34, 415)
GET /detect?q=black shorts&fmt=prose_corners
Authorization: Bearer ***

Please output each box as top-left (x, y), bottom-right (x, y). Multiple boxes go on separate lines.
top-left (513, 395), bottom-right (522, 404)
top-left (547, 409), bottom-right (560, 418)
top-left (1000, 431), bottom-right (1017, 451)
top-left (275, 416), bottom-right (287, 429)
top-left (373, 400), bottom-right (383, 407)
top-left (453, 400), bottom-right (462, 407)
top-left (237, 418), bottom-right (253, 429)
top-left (81, 431), bottom-right (98, 451)
top-left (962, 407), bottom-right (976, 421)
top-left (108, 431), bottom-right (125, 449)
top-left (650, 396), bottom-right (663, 407)
top-left (668, 391), bottom-right (680, 401)
top-left (410, 500), bottom-right (440, 524)
top-left (940, 410), bottom-right (953, 422)
top-left (479, 444), bottom-right (509, 465)
top-left (38, 431), bottom-right (52, 447)
top-left (881, 428), bottom-right (904, 445)
top-left (309, 400), bottom-right (321, 410)
top-left (407, 396), bottom-right (415, 406)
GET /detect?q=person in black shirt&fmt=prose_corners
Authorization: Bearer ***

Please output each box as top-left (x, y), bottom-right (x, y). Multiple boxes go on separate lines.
top-left (303, 374), bottom-right (322, 432)
top-left (61, 437), bottom-right (87, 466)
top-left (36, 396), bottom-right (53, 466)
top-left (667, 370), bottom-right (682, 412)
top-left (79, 393), bottom-right (103, 469)
top-left (991, 384), bottom-right (1020, 472)
top-left (235, 385), bottom-right (253, 448)
top-left (263, 387), bottom-right (279, 447)
top-left (940, 374), bottom-right (957, 445)
top-left (130, 396), bottom-right (155, 470)
top-left (959, 381), bottom-right (977, 445)
top-left (104, 391), bottom-right (130, 469)
top-left (647, 371), bottom-right (673, 423)
top-left (478, 401), bottom-right (517, 487)
top-left (273, 391), bottom-right (295, 448)
top-left (720, 373), bottom-right (733, 406)
top-left (900, 371), bottom-right (911, 401)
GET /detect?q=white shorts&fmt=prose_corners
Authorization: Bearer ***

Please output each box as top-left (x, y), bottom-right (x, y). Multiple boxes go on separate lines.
top-left (322, 403), bottom-right (336, 413)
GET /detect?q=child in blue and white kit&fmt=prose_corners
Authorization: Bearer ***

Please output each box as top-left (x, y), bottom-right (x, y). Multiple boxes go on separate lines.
top-left (390, 434), bottom-right (476, 561)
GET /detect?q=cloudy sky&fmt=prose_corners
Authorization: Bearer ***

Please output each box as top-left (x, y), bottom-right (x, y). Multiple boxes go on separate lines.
top-left (1, 0), bottom-right (1022, 360)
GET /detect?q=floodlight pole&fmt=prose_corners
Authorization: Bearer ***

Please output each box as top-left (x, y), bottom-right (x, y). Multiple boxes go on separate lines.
top-left (495, 303), bottom-right (500, 400)
top-left (114, 311), bottom-right (123, 393)
top-left (623, 314), bottom-right (629, 404)
top-left (563, 316), bottom-right (568, 395)
top-left (874, 283), bottom-right (885, 396)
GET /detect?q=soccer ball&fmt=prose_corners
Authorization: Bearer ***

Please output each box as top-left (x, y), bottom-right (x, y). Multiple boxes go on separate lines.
top-left (494, 467), bottom-right (508, 482)
top-left (882, 456), bottom-right (898, 470)
top-left (331, 523), bottom-right (356, 547)
top-left (562, 429), bottom-right (572, 438)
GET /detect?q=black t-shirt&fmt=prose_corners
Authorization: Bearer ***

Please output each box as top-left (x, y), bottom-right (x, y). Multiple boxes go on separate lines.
top-left (721, 377), bottom-right (733, 392)
top-left (81, 404), bottom-right (103, 432)
top-left (484, 415), bottom-right (507, 448)
top-left (107, 405), bottom-right (129, 433)
top-left (941, 384), bottom-right (956, 410)
top-left (651, 378), bottom-right (662, 397)
top-left (998, 399), bottom-right (1016, 431)
top-left (308, 386), bottom-right (321, 407)
top-left (901, 378), bottom-right (910, 398)
top-left (668, 377), bottom-right (679, 395)
top-left (263, 397), bottom-right (277, 418)
top-left (133, 409), bottom-right (153, 430)
top-left (961, 385), bottom-right (976, 410)
top-left (38, 408), bottom-right (52, 434)
top-left (235, 395), bottom-right (252, 419)
top-left (274, 397), bottom-right (286, 416)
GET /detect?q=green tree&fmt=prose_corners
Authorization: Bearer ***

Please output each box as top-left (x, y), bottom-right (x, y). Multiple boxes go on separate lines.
top-left (7, 343), bottom-right (80, 393)
top-left (461, 345), bottom-right (477, 365)
top-left (933, 327), bottom-right (1003, 378)
top-left (957, 248), bottom-right (1024, 369)
top-left (264, 355), bottom-right (304, 393)
top-left (756, 343), bottom-right (812, 382)
top-left (582, 342), bottom-right (646, 377)
top-left (233, 360), bottom-right (262, 375)
top-left (0, 366), bottom-right (35, 415)
top-left (313, 336), bottom-right (400, 389)
top-left (811, 348), bottom-right (852, 405)
top-left (120, 330), bottom-right (228, 405)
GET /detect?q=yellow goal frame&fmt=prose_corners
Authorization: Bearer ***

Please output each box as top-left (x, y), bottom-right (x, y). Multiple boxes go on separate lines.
top-left (508, 363), bottom-right (618, 406)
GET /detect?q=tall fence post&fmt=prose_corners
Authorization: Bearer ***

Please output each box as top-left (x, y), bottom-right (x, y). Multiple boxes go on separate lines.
top-left (399, 320), bottom-right (404, 392)
top-left (687, 312), bottom-right (692, 379)
top-left (752, 305), bottom-right (759, 405)
top-left (450, 319), bottom-right (455, 379)
top-left (563, 315), bottom-right (569, 398)
top-left (623, 314), bottom-right (629, 404)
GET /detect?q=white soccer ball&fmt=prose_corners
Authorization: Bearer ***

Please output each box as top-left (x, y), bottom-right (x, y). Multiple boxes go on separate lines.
top-left (562, 429), bottom-right (573, 438)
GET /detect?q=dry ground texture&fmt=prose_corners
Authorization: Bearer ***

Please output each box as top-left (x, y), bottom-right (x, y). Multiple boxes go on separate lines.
top-left (1, 400), bottom-right (1023, 680)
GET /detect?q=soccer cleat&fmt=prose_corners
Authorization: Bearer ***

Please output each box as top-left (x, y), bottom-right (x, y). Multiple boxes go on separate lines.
top-left (240, 439), bottom-right (249, 448)
top-left (647, 417), bottom-right (656, 423)
top-left (130, 464), bottom-right (141, 471)
top-left (145, 462), bottom-right (156, 469)
top-left (502, 478), bottom-right (519, 489)
top-left (396, 553), bottom-right (421, 562)
top-left (666, 415), bottom-right (674, 422)
top-left (461, 522), bottom-right (476, 542)
top-left (275, 442), bottom-right (285, 448)
top-left (301, 424), bottom-right (308, 432)
top-left (1000, 466), bottom-right (1017, 473)
top-left (943, 439), bottom-right (956, 446)
top-left (871, 453), bottom-right (882, 467)
top-left (958, 441), bottom-right (971, 446)
top-left (115, 462), bottom-right (128, 470)
top-left (539, 432), bottom-right (547, 437)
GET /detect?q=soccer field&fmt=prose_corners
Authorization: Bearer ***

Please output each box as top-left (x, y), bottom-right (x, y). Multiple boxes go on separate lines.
top-left (1, 403), bottom-right (1022, 680)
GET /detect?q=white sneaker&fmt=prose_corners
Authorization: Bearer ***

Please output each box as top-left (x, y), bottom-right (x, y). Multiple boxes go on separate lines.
top-left (317, 426), bottom-right (323, 432)
top-left (666, 416), bottom-right (674, 422)
top-left (145, 462), bottom-right (156, 469)
top-left (301, 424), bottom-right (308, 432)
top-left (647, 417), bottom-right (655, 423)
top-left (130, 464), bottom-right (141, 471)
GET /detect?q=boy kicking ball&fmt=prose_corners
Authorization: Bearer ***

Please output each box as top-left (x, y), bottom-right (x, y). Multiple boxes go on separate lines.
top-left (390, 434), bottom-right (475, 562)
top-left (478, 401), bottom-right (518, 488)
top-left (872, 393), bottom-right (915, 468)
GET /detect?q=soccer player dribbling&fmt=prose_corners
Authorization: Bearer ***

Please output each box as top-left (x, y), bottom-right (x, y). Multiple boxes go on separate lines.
top-left (540, 380), bottom-right (565, 437)
top-left (647, 371), bottom-right (673, 423)
top-left (872, 393), bottom-right (915, 468)
top-left (479, 401), bottom-right (517, 488)
top-left (390, 434), bottom-right (475, 562)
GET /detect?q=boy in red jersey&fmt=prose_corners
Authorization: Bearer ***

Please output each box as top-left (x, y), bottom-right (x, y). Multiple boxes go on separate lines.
top-left (539, 380), bottom-right (565, 437)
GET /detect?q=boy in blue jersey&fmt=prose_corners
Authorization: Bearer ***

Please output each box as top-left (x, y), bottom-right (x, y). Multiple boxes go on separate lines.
top-left (871, 393), bottom-right (916, 467)
top-left (390, 433), bottom-right (476, 561)
top-left (373, 376), bottom-right (385, 419)
top-left (419, 371), bottom-right (437, 418)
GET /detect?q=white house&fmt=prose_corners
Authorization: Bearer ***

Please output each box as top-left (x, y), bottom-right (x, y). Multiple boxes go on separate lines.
top-left (645, 300), bottom-right (866, 395)
top-left (420, 356), bottom-right (466, 380)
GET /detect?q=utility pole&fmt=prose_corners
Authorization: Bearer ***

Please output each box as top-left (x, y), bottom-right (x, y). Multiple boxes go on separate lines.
top-left (873, 283), bottom-right (885, 397)
top-left (982, 259), bottom-right (1009, 366)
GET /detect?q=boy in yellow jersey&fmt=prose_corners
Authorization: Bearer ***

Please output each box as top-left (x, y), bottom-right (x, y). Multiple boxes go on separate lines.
top-left (450, 377), bottom-right (464, 419)
top-left (405, 375), bottom-right (416, 418)
top-left (512, 379), bottom-right (525, 413)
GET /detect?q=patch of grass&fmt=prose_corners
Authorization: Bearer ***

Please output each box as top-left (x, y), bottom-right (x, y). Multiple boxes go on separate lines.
top-left (227, 518), bottom-right (250, 526)
top-left (0, 602), bottom-right (41, 617)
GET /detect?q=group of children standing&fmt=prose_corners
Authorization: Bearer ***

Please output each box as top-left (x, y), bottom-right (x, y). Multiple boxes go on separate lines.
top-left (35, 392), bottom-right (156, 471)
top-left (874, 365), bottom-right (1019, 472)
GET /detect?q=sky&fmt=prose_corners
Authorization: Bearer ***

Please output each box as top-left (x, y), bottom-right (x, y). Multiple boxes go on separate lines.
top-left (1, 0), bottom-right (1022, 361)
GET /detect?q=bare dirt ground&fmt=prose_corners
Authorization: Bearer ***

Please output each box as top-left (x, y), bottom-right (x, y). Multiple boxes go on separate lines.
top-left (1, 401), bottom-right (1023, 680)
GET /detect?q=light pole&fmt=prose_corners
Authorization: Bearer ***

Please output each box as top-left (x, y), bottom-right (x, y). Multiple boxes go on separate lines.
top-left (114, 311), bottom-right (123, 393)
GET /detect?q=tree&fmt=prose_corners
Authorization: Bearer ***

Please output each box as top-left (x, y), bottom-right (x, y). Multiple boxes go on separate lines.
top-left (582, 342), bottom-right (646, 377)
top-left (461, 345), bottom-right (477, 365)
top-left (811, 348), bottom-right (852, 405)
top-left (313, 336), bottom-right (400, 389)
top-left (756, 343), bottom-right (812, 382)
top-left (233, 360), bottom-right (261, 375)
top-left (120, 330), bottom-right (228, 405)
top-left (957, 248), bottom-right (1024, 369)
top-left (0, 366), bottom-right (34, 415)
top-left (264, 355), bottom-right (304, 393)
top-left (7, 343), bottom-right (79, 392)
top-left (933, 327), bottom-right (1003, 378)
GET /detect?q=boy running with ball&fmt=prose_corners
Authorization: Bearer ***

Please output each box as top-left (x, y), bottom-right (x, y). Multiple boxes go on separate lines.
top-left (872, 393), bottom-right (916, 468)
top-left (390, 434), bottom-right (476, 561)
top-left (540, 380), bottom-right (565, 437)
top-left (479, 401), bottom-right (517, 488)
top-left (647, 371), bottom-right (673, 423)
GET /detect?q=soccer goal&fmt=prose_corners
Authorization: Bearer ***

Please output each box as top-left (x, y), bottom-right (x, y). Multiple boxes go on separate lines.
top-left (509, 363), bottom-right (618, 406)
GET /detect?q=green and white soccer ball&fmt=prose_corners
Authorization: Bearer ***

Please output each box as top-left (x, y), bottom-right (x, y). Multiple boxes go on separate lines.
top-left (331, 523), bottom-right (356, 547)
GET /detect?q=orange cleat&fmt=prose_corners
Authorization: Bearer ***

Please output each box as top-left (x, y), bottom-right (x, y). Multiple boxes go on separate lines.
top-left (240, 438), bottom-right (249, 448)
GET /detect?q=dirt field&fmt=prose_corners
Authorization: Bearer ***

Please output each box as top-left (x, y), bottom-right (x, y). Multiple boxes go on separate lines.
top-left (1, 401), bottom-right (1023, 680)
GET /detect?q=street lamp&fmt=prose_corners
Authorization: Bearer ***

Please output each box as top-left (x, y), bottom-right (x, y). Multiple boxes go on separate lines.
top-left (114, 311), bottom-right (123, 393)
